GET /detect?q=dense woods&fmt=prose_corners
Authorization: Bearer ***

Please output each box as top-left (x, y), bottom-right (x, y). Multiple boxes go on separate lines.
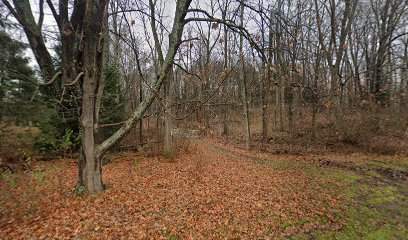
top-left (1, 0), bottom-right (407, 239)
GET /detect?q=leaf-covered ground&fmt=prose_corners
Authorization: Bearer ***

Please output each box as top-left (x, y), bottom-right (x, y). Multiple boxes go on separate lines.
top-left (1, 140), bottom-right (407, 239)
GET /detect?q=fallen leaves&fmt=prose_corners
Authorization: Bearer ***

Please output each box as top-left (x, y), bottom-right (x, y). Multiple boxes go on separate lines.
top-left (0, 140), bottom-right (345, 239)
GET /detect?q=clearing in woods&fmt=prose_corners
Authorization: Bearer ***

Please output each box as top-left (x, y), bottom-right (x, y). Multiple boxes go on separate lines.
top-left (1, 139), bottom-right (407, 239)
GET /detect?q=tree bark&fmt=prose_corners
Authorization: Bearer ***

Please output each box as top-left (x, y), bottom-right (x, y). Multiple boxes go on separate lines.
top-left (164, 69), bottom-right (173, 151)
top-left (76, 0), bottom-right (109, 194)
top-left (261, 5), bottom-right (273, 144)
top-left (2, 0), bottom-right (195, 194)
top-left (239, 0), bottom-right (250, 150)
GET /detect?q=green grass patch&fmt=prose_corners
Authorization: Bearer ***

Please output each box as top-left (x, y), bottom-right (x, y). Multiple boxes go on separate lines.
top-left (309, 160), bottom-right (408, 240)
top-left (354, 160), bottom-right (408, 172)
top-left (267, 156), bottom-right (408, 239)
top-left (366, 185), bottom-right (400, 205)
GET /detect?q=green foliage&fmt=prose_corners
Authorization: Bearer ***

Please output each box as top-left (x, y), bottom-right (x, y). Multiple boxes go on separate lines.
top-left (0, 30), bottom-right (126, 157)
top-left (61, 129), bottom-right (79, 154)
top-left (0, 28), bottom-right (81, 156)
top-left (97, 64), bottom-right (125, 141)
top-left (34, 126), bottom-right (79, 155)
top-left (0, 30), bottom-right (76, 157)
top-left (74, 185), bottom-right (85, 197)
top-left (0, 30), bottom-right (42, 125)
top-left (34, 130), bottom-right (59, 153)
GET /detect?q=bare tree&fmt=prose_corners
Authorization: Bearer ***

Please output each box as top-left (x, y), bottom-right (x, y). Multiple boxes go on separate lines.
top-left (3, 0), bottom-right (192, 193)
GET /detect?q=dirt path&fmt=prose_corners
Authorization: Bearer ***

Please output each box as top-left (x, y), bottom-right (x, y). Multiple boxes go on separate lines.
top-left (0, 140), bottom-right (349, 239)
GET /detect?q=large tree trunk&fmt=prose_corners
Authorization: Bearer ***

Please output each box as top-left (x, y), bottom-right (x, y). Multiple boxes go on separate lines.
top-left (80, 66), bottom-right (104, 193)
top-left (4, 0), bottom-right (192, 194)
top-left (76, 0), bottom-right (109, 194)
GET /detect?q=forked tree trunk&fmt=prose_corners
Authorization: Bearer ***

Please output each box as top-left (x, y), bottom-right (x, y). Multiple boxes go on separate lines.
top-left (76, 0), bottom-right (109, 194)
top-left (5, 0), bottom-right (193, 194)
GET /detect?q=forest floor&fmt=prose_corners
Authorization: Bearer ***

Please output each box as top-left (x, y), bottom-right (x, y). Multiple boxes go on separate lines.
top-left (1, 139), bottom-right (407, 239)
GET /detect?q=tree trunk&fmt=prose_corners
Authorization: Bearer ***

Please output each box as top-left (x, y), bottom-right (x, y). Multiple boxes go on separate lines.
top-left (5, 0), bottom-right (193, 194)
top-left (263, 5), bottom-right (274, 143)
top-left (261, 66), bottom-right (269, 144)
top-left (221, 4), bottom-right (229, 143)
top-left (76, 0), bottom-right (109, 194)
top-left (239, 0), bottom-right (250, 150)
top-left (274, 80), bottom-right (282, 132)
top-left (164, 69), bottom-right (173, 151)
top-left (288, 87), bottom-right (293, 131)
top-left (139, 77), bottom-right (143, 144)
top-left (280, 83), bottom-right (285, 131)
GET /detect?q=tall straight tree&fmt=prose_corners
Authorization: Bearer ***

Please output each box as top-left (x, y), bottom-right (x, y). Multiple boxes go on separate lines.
top-left (149, 0), bottom-right (174, 152)
top-left (239, 0), bottom-right (250, 150)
